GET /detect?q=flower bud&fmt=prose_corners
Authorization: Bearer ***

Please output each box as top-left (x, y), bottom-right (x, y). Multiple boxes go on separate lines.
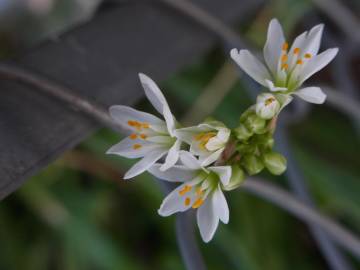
top-left (263, 151), bottom-right (287, 175)
top-left (255, 93), bottom-right (280, 120)
top-left (223, 165), bottom-right (246, 191)
top-left (244, 114), bottom-right (266, 134)
top-left (234, 124), bottom-right (252, 141)
top-left (242, 155), bottom-right (264, 175)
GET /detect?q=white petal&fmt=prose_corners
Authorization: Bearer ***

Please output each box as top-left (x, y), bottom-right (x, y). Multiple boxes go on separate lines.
top-left (179, 151), bottom-right (202, 170)
top-left (301, 24), bottom-right (324, 56)
top-left (265, 79), bottom-right (288, 92)
top-left (160, 139), bottom-right (181, 171)
top-left (206, 137), bottom-right (224, 151)
top-left (208, 166), bottom-right (231, 186)
top-left (197, 195), bottom-right (219, 243)
top-left (288, 31), bottom-right (308, 69)
top-left (263, 18), bottom-right (285, 75)
top-left (213, 186), bottom-right (229, 224)
top-left (148, 164), bottom-right (196, 182)
top-left (199, 148), bottom-right (224, 167)
top-left (174, 126), bottom-right (209, 144)
top-left (158, 183), bottom-right (195, 216)
top-left (146, 135), bottom-right (173, 144)
top-left (106, 137), bottom-right (159, 158)
top-left (298, 48), bottom-right (338, 85)
top-left (139, 73), bottom-right (176, 135)
top-left (124, 149), bottom-right (167, 179)
top-left (230, 49), bottom-right (271, 87)
top-left (215, 128), bottom-right (231, 142)
top-left (109, 105), bottom-right (166, 133)
top-left (294, 87), bottom-right (326, 104)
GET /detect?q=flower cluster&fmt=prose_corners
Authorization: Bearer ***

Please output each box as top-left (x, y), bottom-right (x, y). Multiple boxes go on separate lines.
top-left (107, 19), bottom-right (337, 242)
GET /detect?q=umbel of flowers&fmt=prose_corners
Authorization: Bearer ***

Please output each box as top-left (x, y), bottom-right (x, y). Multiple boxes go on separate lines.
top-left (107, 19), bottom-right (337, 242)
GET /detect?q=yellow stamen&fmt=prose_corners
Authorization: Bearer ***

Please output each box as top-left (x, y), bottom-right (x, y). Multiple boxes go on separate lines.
top-left (281, 54), bottom-right (288, 62)
top-left (296, 59), bottom-right (303, 65)
top-left (196, 187), bottom-right (203, 196)
top-left (281, 63), bottom-right (288, 70)
top-left (133, 144), bottom-right (142, 150)
top-left (179, 185), bottom-right (192, 196)
top-left (127, 120), bottom-right (137, 127)
top-left (282, 42), bottom-right (289, 51)
top-left (140, 134), bottom-right (147, 140)
top-left (129, 133), bottom-right (138, 140)
top-left (192, 198), bottom-right (204, 209)
top-left (142, 122), bottom-right (150, 129)
top-left (265, 97), bottom-right (275, 106)
top-left (293, 47), bottom-right (300, 54)
top-left (304, 53), bottom-right (312, 59)
top-left (184, 197), bottom-right (191, 206)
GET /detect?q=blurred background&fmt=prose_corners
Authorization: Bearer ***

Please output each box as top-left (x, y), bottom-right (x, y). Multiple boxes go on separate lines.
top-left (0, 0), bottom-right (359, 269)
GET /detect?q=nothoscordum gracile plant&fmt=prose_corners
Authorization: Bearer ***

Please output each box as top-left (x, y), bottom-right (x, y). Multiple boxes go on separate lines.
top-left (107, 19), bottom-right (337, 242)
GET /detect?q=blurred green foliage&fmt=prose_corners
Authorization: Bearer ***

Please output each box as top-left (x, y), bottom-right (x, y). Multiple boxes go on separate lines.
top-left (1, 0), bottom-right (359, 269)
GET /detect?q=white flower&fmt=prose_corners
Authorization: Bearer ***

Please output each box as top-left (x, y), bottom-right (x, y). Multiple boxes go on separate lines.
top-left (148, 152), bottom-right (231, 242)
top-left (107, 73), bottom-right (181, 179)
top-left (255, 93), bottom-right (280, 119)
top-left (175, 121), bottom-right (230, 166)
top-left (230, 18), bottom-right (338, 104)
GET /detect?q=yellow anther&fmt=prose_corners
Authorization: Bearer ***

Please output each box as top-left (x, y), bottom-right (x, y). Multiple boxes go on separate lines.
top-left (282, 42), bottom-right (289, 51)
top-left (296, 59), bottom-right (303, 65)
top-left (265, 97), bottom-right (275, 106)
top-left (184, 197), bottom-right (191, 206)
top-left (304, 53), bottom-right (312, 59)
top-left (281, 63), bottom-right (289, 70)
top-left (140, 134), bottom-right (147, 140)
top-left (179, 185), bottom-right (192, 196)
top-left (192, 198), bottom-right (204, 209)
top-left (133, 144), bottom-right (142, 150)
top-left (129, 133), bottom-right (138, 140)
top-left (127, 120), bottom-right (137, 127)
top-left (293, 47), bottom-right (300, 54)
top-left (142, 122), bottom-right (150, 129)
top-left (281, 54), bottom-right (288, 62)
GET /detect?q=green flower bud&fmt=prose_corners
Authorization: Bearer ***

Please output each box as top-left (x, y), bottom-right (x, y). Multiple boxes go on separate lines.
top-left (244, 114), bottom-right (266, 134)
top-left (223, 165), bottom-right (246, 191)
top-left (242, 154), bottom-right (264, 175)
top-left (234, 124), bottom-right (252, 141)
top-left (236, 143), bottom-right (255, 155)
top-left (263, 151), bottom-right (287, 175)
top-left (256, 133), bottom-right (274, 151)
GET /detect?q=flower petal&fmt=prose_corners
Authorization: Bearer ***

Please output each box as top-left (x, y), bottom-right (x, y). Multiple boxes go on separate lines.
top-left (301, 24), bottom-right (324, 57)
top-left (124, 149), bottom-right (167, 179)
top-left (109, 105), bottom-right (166, 133)
top-left (179, 151), bottom-right (202, 170)
top-left (298, 48), bottom-right (338, 85)
top-left (213, 186), bottom-right (229, 224)
top-left (230, 49), bottom-right (271, 87)
top-left (294, 87), bottom-right (326, 104)
top-left (197, 195), bottom-right (219, 243)
top-left (208, 166), bottom-right (231, 186)
top-left (139, 73), bottom-right (176, 135)
top-left (148, 164), bottom-right (196, 182)
top-left (158, 182), bottom-right (196, 216)
top-left (160, 139), bottom-right (182, 171)
top-left (199, 148), bottom-right (224, 167)
top-left (174, 126), bottom-right (209, 144)
top-left (265, 79), bottom-right (288, 92)
top-left (263, 18), bottom-right (285, 75)
top-left (106, 137), bottom-right (159, 158)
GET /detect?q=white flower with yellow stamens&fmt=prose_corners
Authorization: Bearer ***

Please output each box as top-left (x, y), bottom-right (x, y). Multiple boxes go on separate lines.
top-left (175, 121), bottom-right (231, 166)
top-left (230, 18), bottom-right (338, 104)
top-left (148, 152), bottom-right (231, 242)
top-left (107, 73), bottom-right (181, 179)
top-left (255, 93), bottom-right (281, 119)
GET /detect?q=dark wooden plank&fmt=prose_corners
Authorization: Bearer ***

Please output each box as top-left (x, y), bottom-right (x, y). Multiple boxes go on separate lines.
top-left (0, 0), bottom-right (263, 199)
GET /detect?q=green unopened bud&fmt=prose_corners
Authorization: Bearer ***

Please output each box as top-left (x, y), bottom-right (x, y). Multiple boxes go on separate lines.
top-left (234, 124), bottom-right (252, 141)
top-left (242, 155), bottom-right (264, 175)
top-left (223, 165), bottom-right (246, 191)
top-left (244, 114), bottom-right (266, 134)
top-left (263, 151), bottom-right (287, 175)
top-left (236, 143), bottom-right (255, 154)
top-left (256, 133), bottom-right (274, 151)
